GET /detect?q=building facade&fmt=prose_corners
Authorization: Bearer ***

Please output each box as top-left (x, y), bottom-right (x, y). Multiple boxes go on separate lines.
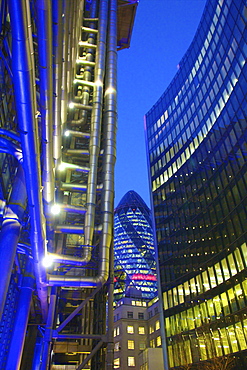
top-left (145, 0), bottom-right (247, 368)
top-left (114, 190), bottom-right (158, 302)
top-left (0, 0), bottom-right (138, 369)
top-left (113, 297), bottom-right (163, 370)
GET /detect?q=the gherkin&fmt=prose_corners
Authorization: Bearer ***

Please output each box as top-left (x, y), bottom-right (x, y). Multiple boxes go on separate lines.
top-left (114, 190), bottom-right (158, 302)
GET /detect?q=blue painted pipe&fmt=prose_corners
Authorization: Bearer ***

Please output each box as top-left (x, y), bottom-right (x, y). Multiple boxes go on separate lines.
top-left (8, 0), bottom-right (48, 318)
top-left (0, 166), bottom-right (26, 320)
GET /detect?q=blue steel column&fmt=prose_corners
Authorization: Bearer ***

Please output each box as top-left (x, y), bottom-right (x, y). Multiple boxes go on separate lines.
top-left (40, 287), bottom-right (57, 370)
top-left (0, 166), bottom-right (26, 320)
top-left (5, 259), bottom-right (35, 370)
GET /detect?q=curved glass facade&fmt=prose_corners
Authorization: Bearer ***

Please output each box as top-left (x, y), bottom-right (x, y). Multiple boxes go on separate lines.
top-left (145, 0), bottom-right (247, 368)
top-left (114, 191), bottom-right (158, 302)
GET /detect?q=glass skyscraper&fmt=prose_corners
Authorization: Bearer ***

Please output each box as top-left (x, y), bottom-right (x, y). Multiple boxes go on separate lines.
top-left (145, 0), bottom-right (247, 368)
top-left (114, 190), bottom-right (158, 302)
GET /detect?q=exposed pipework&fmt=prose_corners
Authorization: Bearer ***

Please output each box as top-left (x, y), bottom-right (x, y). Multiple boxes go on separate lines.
top-left (47, 0), bottom-right (117, 287)
top-left (8, 0), bottom-right (48, 318)
top-left (0, 166), bottom-right (26, 320)
top-left (36, 0), bottom-right (54, 218)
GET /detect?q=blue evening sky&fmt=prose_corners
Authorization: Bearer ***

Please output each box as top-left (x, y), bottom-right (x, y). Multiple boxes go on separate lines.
top-left (115, 0), bottom-right (206, 207)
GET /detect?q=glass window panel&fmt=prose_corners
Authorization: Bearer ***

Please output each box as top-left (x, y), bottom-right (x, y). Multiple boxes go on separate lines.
top-left (114, 358), bottom-right (120, 368)
top-left (208, 267), bottom-right (217, 288)
top-left (214, 263), bottom-right (224, 284)
top-left (228, 254), bottom-right (237, 275)
top-left (128, 357), bottom-right (135, 367)
top-left (221, 258), bottom-right (230, 280)
top-left (202, 271), bottom-right (210, 291)
top-left (128, 340), bottom-right (135, 350)
top-left (235, 283), bottom-right (245, 309)
top-left (127, 325), bottom-right (134, 334)
top-left (173, 287), bottom-right (179, 306)
top-left (228, 326), bottom-right (239, 353)
top-left (165, 318), bottom-right (170, 337)
top-left (240, 243), bottom-right (247, 266)
top-left (220, 292), bottom-right (230, 315)
top-left (138, 326), bottom-right (145, 335)
top-left (235, 323), bottom-right (246, 350)
top-left (178, 284), bottom-right (184, 304)
top-left (213, 296), bottom-right (222, 318)
top-left (168, 345), bottom-right (174, 368)
top-left (196, 274), bottom-right (204, 294)
top-left (220, 328), bottom-right (230, 354)
top-left (212, 330), bottom-right (223, 356)
top-left (187, 308), bottom-right (195, 330)
top-left (181, 310), bottom-right (188, 331)
top-left (207, 300), bottom-right (216, 321)
top-left (227, 288), bottom-right (238, 312)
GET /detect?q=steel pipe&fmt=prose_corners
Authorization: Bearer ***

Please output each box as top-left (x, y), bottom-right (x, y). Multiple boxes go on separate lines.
top-left (47, 0), bottom-right (117, 288)
top-left (36, 0), bottom-right (54, 217)
top-left (0, 166), bottom-right (26, 320)
top-left (8, 0), bottom-right (48, 318)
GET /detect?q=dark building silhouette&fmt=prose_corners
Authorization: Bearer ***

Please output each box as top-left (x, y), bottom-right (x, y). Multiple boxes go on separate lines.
top-left (145, 0), bottom-right (247, 368)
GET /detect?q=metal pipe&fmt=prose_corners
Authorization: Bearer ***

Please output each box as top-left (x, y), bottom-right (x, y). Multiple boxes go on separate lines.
top-left (0, 137), bottom-right (23, 162)
top-left (54, 224), bottom-right (101, 234)
top-left (0, 166), bottom-right (26, 320)
top-left (0, 128), bottom-right (21, 142)
top-left (53, 0), bottom-right (63, 163)
top-left (36, 0), bottom-right (54, 218)
top-left (60, 0), bottom-right (69, 127)
top-left (84, 0), bottom-right (109, 252)
top-left (47, 0), bottom-right (117, 289)
top-left (5, 259), bottom-right (34, 370)
top-left (8, 0), bottom-right (48, 318)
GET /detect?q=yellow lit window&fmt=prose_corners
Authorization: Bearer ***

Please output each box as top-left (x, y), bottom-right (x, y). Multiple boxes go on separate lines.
top-left (157, 336), bottom-right (162, 346)
top-left (114, 358), bottom-right (120, 368)
top-left (128, 357), bottom-right (135, 367)
top-left (128, 340), bottom-right (135, 350)
top-left (139, 326), bottom-right (145, 335)
top-left (155, 320), bottom-right (160, 331)
top-left (127, 325), bottom-right (134, 334)
top-left (114, 342), bottom-right (120, 351)
top-left (149, 325), bottom-right (154, 334)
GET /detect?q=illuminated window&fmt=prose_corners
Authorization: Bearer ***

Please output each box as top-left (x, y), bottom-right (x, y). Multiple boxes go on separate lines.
top-left (128, 357), bottom-right (135, 367)
top-left (157, 336), bottom-right (162, 346)
top-left (128, 340), bottom-right (135, 350)
top-left (114, 358), bottom-right (120, 368)
top-left (155, 320), bottom-right (160, 331)
top-left (114, 342), bottom-right (120, 352)
top-left (139, 326), bottom-right (145, 335)
top-left (149, 325), bottom-right (154, 334)
top-left (127, 325), bottom-right (134, 334)
top-left (150, 339), bottom-right (155, 348)
top-left (114, 326), bottom-right (120, 337)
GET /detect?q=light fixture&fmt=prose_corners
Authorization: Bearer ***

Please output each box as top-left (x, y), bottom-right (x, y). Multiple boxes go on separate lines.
top-left (51, 204), bottom-right (61, 215)
top-left (42, 254), bottom-right (54, 268)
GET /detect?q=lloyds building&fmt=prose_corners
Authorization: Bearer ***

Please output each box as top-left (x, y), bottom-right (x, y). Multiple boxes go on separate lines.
top-left (145, 0), bottom-right (247, 368)
top-left (0, 0), bottom-right (138, 369)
